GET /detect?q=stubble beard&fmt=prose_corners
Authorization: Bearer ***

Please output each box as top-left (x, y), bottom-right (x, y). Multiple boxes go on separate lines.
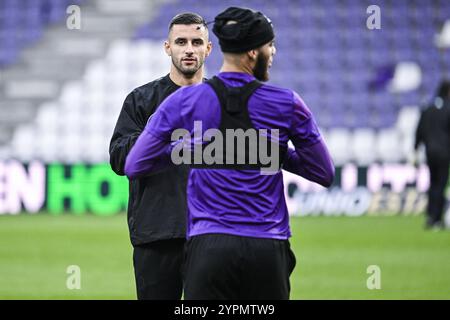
top-left (173, 56), bottom-right (203, 79)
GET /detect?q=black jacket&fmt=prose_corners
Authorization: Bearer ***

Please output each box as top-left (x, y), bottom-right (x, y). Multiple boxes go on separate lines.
top-left (109, 74), bottom-right (189, 246)
top-left (415, 99), bottom-right (450, 162)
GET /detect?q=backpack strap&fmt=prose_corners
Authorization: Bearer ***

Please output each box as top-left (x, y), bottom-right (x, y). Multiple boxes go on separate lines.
top-left (205, 76), bottom-right (262, 114)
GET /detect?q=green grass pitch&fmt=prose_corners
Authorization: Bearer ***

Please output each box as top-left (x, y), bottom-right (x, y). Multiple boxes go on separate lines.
top-left (0, 213), bottom-right (449, 299)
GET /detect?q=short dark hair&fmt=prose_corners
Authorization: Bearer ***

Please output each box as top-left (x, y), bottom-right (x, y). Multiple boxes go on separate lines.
top-left (169, 12), bottom-right (207, 30)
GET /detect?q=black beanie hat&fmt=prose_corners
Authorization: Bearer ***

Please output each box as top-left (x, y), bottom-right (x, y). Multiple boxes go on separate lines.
top-left (213, 7), bottom-right (274, 53)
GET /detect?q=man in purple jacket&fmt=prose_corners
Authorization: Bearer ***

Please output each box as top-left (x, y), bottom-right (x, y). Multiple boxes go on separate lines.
top-left (125, 7), bottom-right (334, 299)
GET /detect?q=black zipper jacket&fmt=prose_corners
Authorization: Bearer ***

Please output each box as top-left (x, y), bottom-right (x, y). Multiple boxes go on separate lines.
top-left (109, 74), bottom-right (189, 246)
top-left (415, 99), bottom-right (450, 162)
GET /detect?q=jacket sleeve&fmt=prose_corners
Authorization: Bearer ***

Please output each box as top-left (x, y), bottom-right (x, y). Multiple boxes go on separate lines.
top-left (124, 88), bottom-right (184, 179)
top-left (284, 91), bottom-right (335, 187)
top-left (283, 142), bottom-right (335, 187)
top-left (414, 109), bottom-right (425, 150)
top-left (109, 90), bottom-right (147, 176)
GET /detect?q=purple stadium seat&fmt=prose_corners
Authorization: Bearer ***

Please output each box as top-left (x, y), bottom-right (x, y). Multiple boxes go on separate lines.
top-left (0, 0), bottom-right (85, 67)
top-left (2, 0), bottom-right (443, 131)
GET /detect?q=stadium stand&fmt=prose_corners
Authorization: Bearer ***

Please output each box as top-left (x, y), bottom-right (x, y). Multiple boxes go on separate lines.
top-left (0, 0), bottom-right (449, 165)
top-left (0, 0), bottom-right (165, 160)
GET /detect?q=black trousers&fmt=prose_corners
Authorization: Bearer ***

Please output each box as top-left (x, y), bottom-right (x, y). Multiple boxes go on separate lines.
top-left (183, 234), bottom-right (296, 300)
top-left (133, 238), bottom-right (185, 300)
top-left (426, 157), bottom-right (449, 224)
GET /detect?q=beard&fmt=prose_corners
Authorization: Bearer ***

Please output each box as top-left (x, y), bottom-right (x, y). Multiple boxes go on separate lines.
top-left (172, 56), bottom-right (203, 78)
top-left (253, 52), bottom-right (270, 82)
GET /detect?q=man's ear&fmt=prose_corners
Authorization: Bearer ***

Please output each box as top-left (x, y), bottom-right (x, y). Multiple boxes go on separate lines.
top-left (247, 49), bottom-right (258, 60)
top-left (164, 40), bottom-right (171, 56)
top-left (205, 41), bottom-right (212, 57)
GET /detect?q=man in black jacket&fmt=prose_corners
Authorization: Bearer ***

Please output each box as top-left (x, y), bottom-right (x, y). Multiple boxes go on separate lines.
top-left (415, 80), bottom-right (450, 230)
top-left (109, 12), bottom-right (212, 299)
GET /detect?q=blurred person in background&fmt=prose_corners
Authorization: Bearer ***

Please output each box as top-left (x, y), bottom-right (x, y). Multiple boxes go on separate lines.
top-left (124, 7), bottom-right (334, 299)
top-left (109, 12), bottom-right (212, 299)
top-left (414, 80), bottom-right (450, 230)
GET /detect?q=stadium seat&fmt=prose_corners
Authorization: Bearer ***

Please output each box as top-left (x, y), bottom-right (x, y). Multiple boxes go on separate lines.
top-left (376, 129), bottom-right (403, 162)
top-left (325, 128), bottom-right (351, 166)
top-left (351, 128), bottom-right (377, 165)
